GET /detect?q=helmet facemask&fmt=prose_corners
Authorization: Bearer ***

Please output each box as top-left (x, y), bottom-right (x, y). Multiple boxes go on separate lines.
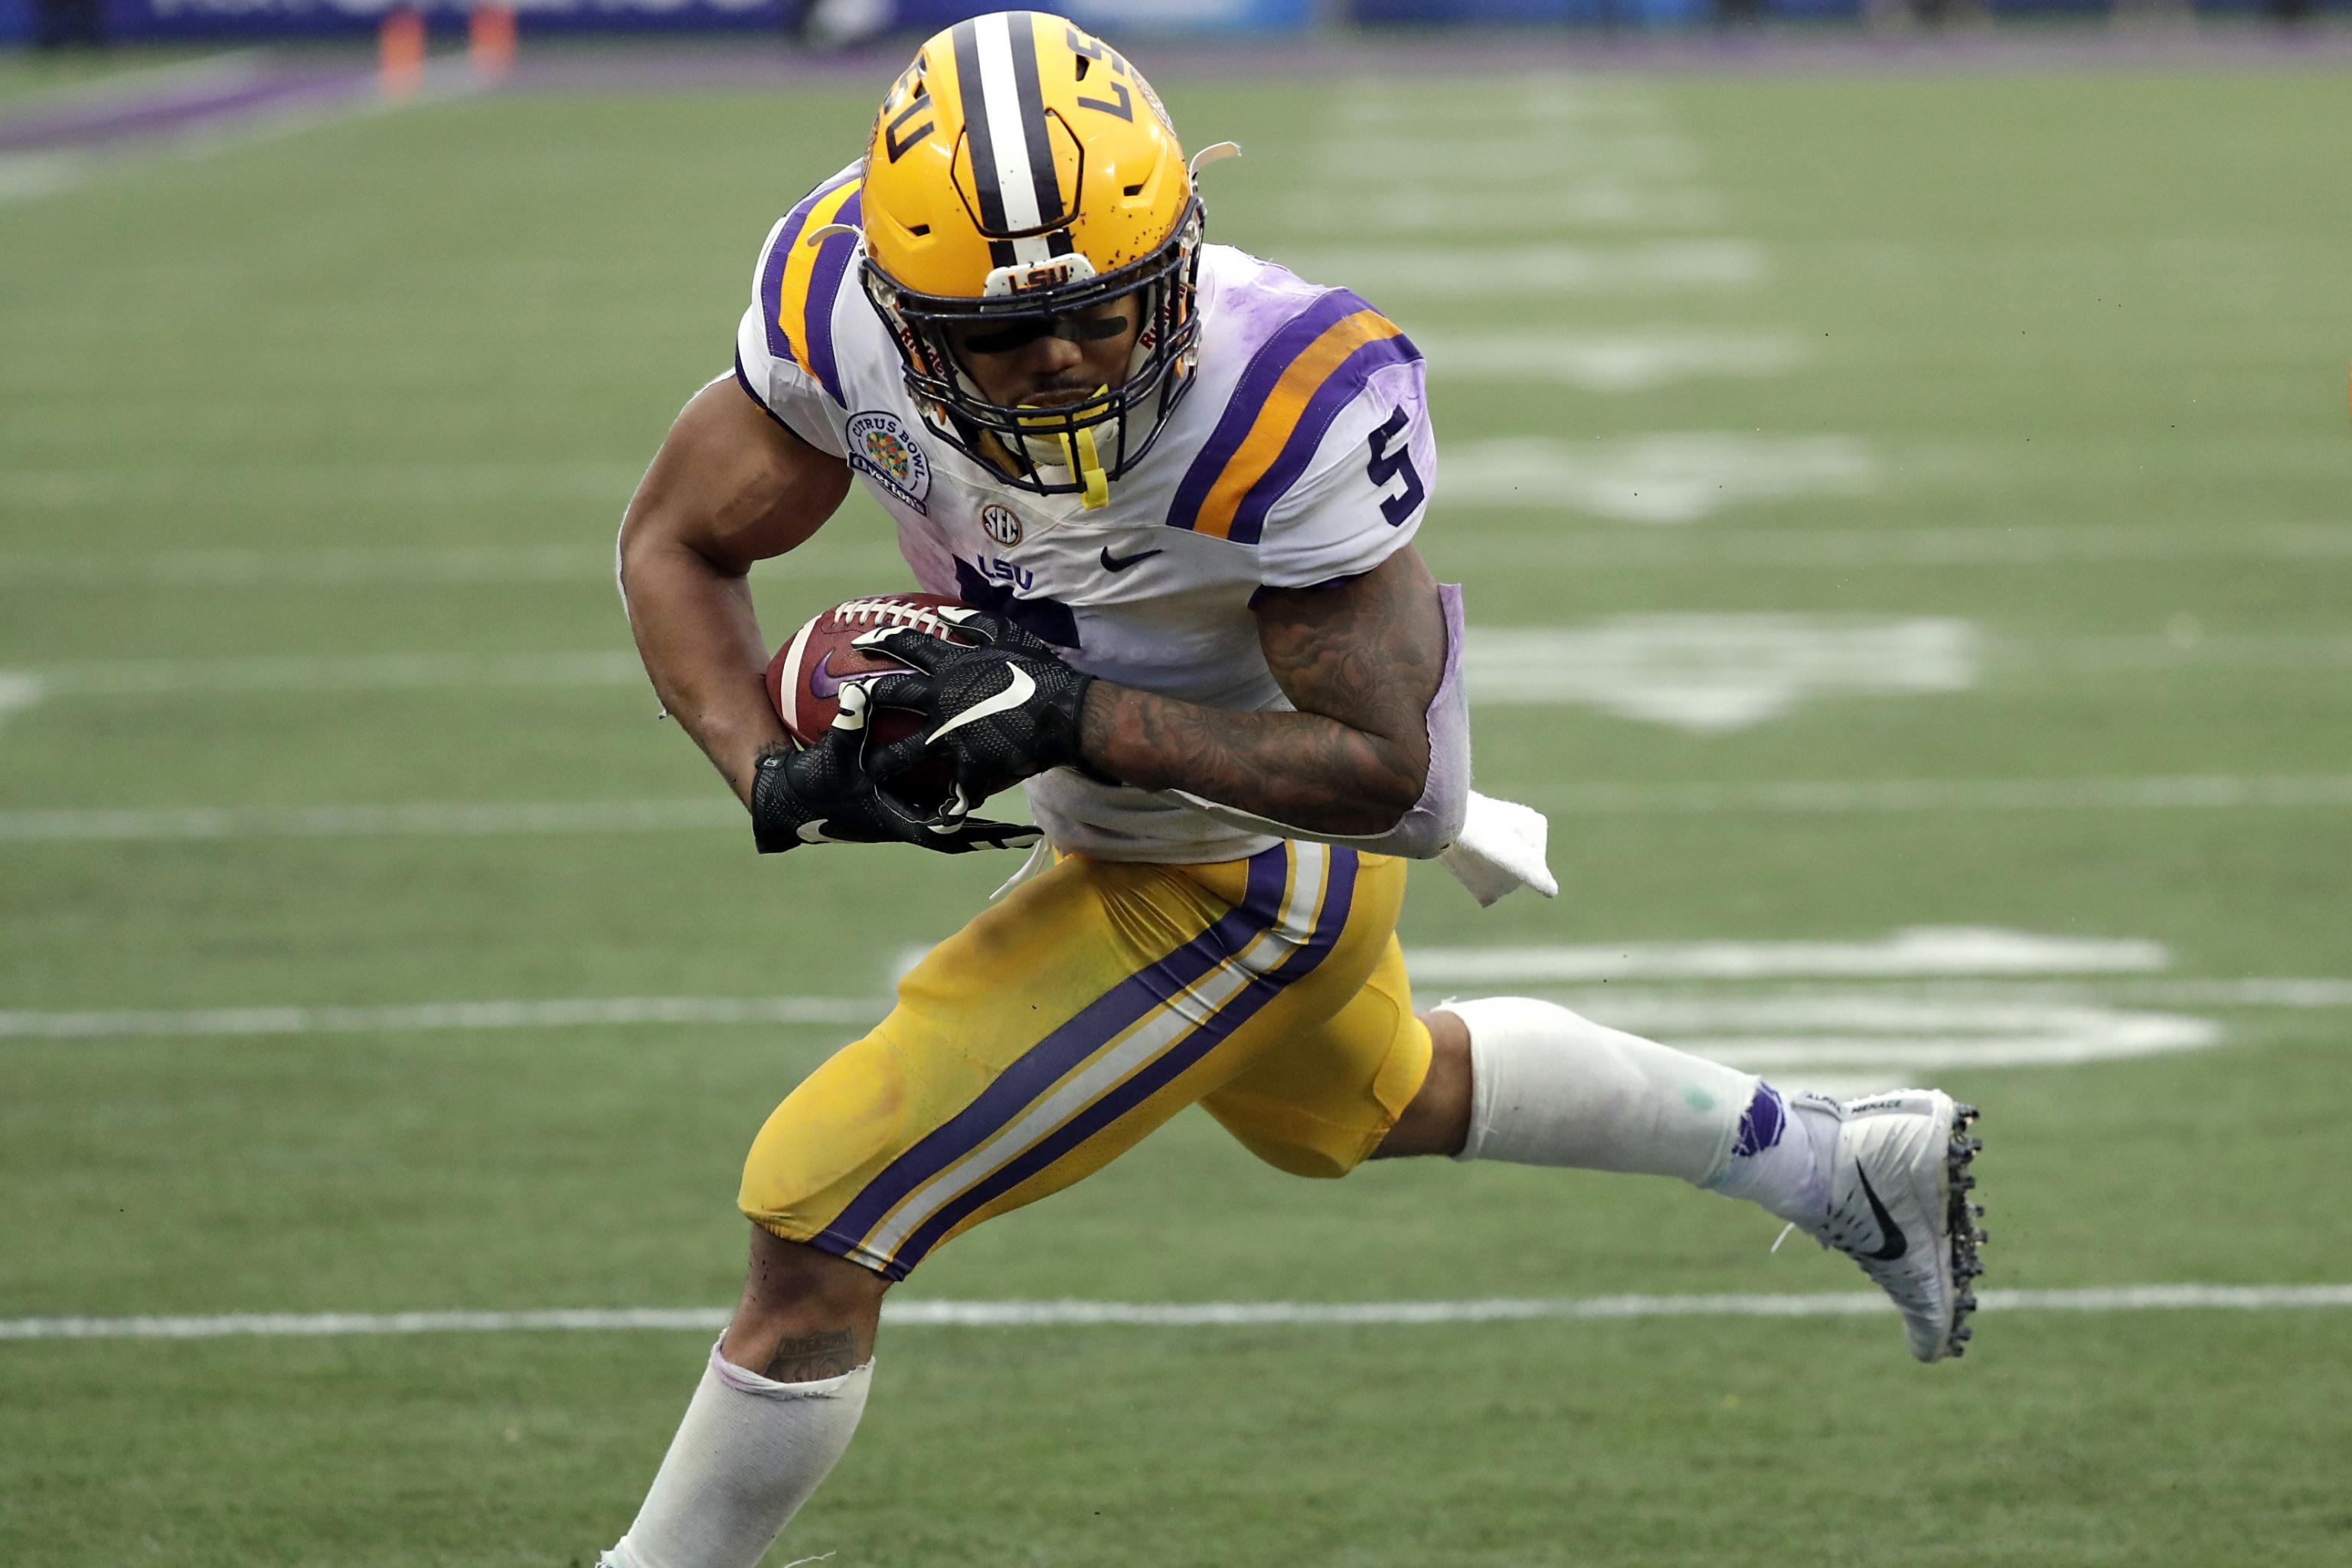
top-left (862, 199), bottom-right (1204, 510)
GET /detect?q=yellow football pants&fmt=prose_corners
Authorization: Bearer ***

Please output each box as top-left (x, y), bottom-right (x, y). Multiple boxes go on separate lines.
top-left (740, 841), bottom-right (1429, 1280)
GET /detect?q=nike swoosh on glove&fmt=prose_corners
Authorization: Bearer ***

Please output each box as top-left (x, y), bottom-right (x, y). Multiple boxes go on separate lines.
top-left (750, 682), bottom-right (1042, 856)
top-left (854, 607), bottom-right (1106, 813)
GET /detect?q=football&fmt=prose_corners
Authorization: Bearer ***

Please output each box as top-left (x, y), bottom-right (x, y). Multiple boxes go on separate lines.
top-left (765, 593), bottom-right (978, 809)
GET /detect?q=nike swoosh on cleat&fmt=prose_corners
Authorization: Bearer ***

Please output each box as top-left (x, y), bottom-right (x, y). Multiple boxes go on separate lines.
top-left (1854, 1164), bottom-right (1909, 1261)
top-left (1099, 545), bottom-right (1162, 573)
top-left (930, 665), bottom-right (1036, 743)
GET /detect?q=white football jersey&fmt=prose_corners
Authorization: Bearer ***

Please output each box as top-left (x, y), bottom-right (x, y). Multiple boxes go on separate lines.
top-left (733, 165), bottom-right (1437, 864)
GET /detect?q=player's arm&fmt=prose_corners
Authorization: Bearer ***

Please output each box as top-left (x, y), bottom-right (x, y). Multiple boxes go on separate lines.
top-left (1082, 547), bottom-right (1446, 837)
top-left (617, 376), bottom-right (850, 805)
top-left (865, 546), bottom-right (1456, 846)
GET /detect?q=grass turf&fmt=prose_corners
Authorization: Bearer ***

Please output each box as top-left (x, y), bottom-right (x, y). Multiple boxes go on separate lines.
top-left (5, 54), bottom-right (2352, 1568)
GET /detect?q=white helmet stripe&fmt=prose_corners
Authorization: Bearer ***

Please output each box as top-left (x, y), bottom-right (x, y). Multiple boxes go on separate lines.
top-left (972, 12), bottom-right (1055, 264)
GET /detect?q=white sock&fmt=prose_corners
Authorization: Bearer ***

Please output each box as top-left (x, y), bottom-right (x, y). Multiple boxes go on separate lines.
top-left (1442, 995), bottom-right (1829, 1224)
top-left (603, 1342), bottom-right (871, 1568)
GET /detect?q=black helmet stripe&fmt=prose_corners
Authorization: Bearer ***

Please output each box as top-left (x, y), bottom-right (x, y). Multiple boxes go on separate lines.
top-left (949, 18), bottom-right (1010, 235)
top-left (1003, 11), bottom-right (1068, 230)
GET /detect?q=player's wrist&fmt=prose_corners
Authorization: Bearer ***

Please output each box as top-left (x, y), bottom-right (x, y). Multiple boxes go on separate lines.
top-left (747, 746), bottom-right (812, 854)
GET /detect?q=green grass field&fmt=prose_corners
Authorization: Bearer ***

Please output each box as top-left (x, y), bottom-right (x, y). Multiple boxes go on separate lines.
top-left (5, 46), bottom-right (2352, 1568)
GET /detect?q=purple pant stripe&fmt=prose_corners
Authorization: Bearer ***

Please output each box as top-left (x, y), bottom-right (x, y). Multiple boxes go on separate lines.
top-left (825, 846), bottom-right (1293, 1250)
top-left (883, 849), bottom-right (1362, 1279)
top-left (1165, 288), bottom-right (1370, 534)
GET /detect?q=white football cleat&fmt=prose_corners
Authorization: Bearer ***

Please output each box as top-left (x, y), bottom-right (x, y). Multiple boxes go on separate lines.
top-left (1791, 1089), bottom-right (1984, 1362)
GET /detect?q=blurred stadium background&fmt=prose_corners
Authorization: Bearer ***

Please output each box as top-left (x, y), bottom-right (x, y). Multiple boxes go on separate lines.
top-left (4, 2), bottom-right (2350, 1565)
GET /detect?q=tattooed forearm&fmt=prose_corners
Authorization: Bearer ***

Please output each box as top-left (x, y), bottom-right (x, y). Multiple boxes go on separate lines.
top-left (761, 1328), bottom-right (861, 1383)
top-left (1078, 547), bottom-right (1446, 835)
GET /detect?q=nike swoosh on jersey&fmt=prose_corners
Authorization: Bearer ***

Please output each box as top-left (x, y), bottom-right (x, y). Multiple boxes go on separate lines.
top-left (1854, 1164), bottom-right (1909, 1261)
top-left (1099, 544), bottom-right (1162, 573)
top-left (929, 664), bottom-right (1037, 743)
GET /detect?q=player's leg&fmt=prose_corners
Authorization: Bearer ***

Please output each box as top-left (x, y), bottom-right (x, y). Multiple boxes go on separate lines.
top-left (1374, 999), bottom-right (1819, 1206)
top-left (603, 840), bottom-right (1400, 1567)
top-left (1375, 996), bottom-right (1984, 1361)
top-left (602, 1227), bottom-right (883, 1568)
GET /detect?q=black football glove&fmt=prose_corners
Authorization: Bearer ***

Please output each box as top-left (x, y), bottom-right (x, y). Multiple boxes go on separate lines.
top-left (854, 608), bottom-right (1109, 812)
top-left (750, 683), bottom-right (1042, 856)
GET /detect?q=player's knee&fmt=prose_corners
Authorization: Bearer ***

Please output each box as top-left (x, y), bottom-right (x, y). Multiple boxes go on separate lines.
top-left (1372, 1010), bottom-right (1472, 1160)
top-left (720, 1224), bottom-right (888, 1380)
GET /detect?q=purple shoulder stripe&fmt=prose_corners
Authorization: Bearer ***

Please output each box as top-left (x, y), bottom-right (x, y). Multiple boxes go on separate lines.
top-left (1225, 331), bottom-right (1422, 547)
top-left (1166, 287), bottom-right (1372, 534)
top-left (759, 169), bottom-right (858, 367)
top-left (802, 189), bottom-right (862, 408)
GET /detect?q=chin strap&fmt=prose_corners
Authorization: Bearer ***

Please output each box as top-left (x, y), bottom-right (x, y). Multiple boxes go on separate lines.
top-left (1063, 425), bottom-right (1109, 509)
top-left (1015, 388), bottom-right (1114, 509)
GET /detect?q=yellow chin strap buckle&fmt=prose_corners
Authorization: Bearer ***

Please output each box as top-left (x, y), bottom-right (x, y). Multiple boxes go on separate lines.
top-left (1016, 389), bottom-right (1113, 511)
top-left (1062, 424), bottom-right (1109, 511)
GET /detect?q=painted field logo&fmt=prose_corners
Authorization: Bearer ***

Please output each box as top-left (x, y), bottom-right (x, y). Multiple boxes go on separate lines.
top-left (1464, 615), bottom-right (1980, 732)
top-left (847, 412), bottom-right (931, 514)
top-left (980, 504), bottom-right (1024, 547)
top-left (1405, 927), bottom-right (2221, 1096)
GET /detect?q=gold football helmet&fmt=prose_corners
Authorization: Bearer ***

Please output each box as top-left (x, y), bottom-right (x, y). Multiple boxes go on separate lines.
top-left (856, 10), bottom-right (1220, 508)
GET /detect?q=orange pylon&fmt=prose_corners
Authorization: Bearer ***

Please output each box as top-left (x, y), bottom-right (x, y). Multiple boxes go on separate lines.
top-left (380, 8), bottom-right (427, 103)
top-left (469, 5), bottom-right (517, 83)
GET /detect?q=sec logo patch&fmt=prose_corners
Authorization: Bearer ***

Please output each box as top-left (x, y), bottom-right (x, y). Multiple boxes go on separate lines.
top-left (980, 504), bottom-right (1024, 547)
top-left (846, 411), bottom-right (931, 515)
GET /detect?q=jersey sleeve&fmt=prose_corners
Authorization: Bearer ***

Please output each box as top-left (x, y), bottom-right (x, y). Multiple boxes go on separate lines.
top-left (1161, 286), bottom-right (1432, 591)
top-left (1253, 352), bottom-right (1432, 590)
top-left (730, 165), bottom-right (866, 461)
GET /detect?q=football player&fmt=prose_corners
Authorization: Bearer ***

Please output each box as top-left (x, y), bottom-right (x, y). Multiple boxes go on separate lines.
top-left (606, 13), bottom-right (1984, 1565)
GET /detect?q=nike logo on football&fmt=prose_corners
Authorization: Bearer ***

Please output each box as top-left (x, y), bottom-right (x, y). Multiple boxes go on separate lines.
top-left (929, 665), bottom-right (1036, 743)
top-left (808, 652), bottom-right (854, 699)
top-left (1854, 1165), bottom-right (1908, 1261)
top-left (1099, 544), bottom-right (1162, 573)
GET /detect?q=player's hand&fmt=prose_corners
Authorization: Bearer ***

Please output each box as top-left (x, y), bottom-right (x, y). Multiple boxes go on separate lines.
top-left (855, 609), bottom-right (1104, 805)
top-left (750, 684), bottom-right (1041, 856)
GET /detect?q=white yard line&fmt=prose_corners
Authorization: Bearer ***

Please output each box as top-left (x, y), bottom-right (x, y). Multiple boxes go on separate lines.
top-left (0, 995), bottom-right (876, 1040)
top-left (29, 650), bottom-right (646, 697)
top-left (0, 671), bottom-right (43, 736)
top-left (1408, 929), bottom-right (2168, 985)
top-left (1320, 135), bottom-right (1707, 181)
top-left (8, 775), bottom-right (2352, 844)
top-left (0, 799), bottom-right (741, 841)
top-left (2, 459), bottom-right (645, 506)
top-left (8, 524), bottom-right (2347, 589)
top-left (1417, 330), bottom-right (1805, 390)
top-left (1278, 240), bottom-right (1766, 296)
top-left (1284, 185), bottom-right (1723, 233)
top-left (1527, 774), bottom-right (2352, 815)
top-left (1443, 433), bottom-right (1874, 521)
top-left (0, 545), bottom-right (899, 587)
top-left (13, 628), bottom-right (2337, 709)
top-left (7, 1284), bottom-right (2350, 1343)
top-left (9, 972), bottom-right (2349, 1046)
top-left (1334, 87), bottom-right (1669, 129)
top-left (1421, 522), bottom-right (2352, 571)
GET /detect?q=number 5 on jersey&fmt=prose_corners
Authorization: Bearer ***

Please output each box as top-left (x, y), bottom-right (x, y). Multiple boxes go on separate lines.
top-left (1366, 407), bottom-right (1424, 528)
